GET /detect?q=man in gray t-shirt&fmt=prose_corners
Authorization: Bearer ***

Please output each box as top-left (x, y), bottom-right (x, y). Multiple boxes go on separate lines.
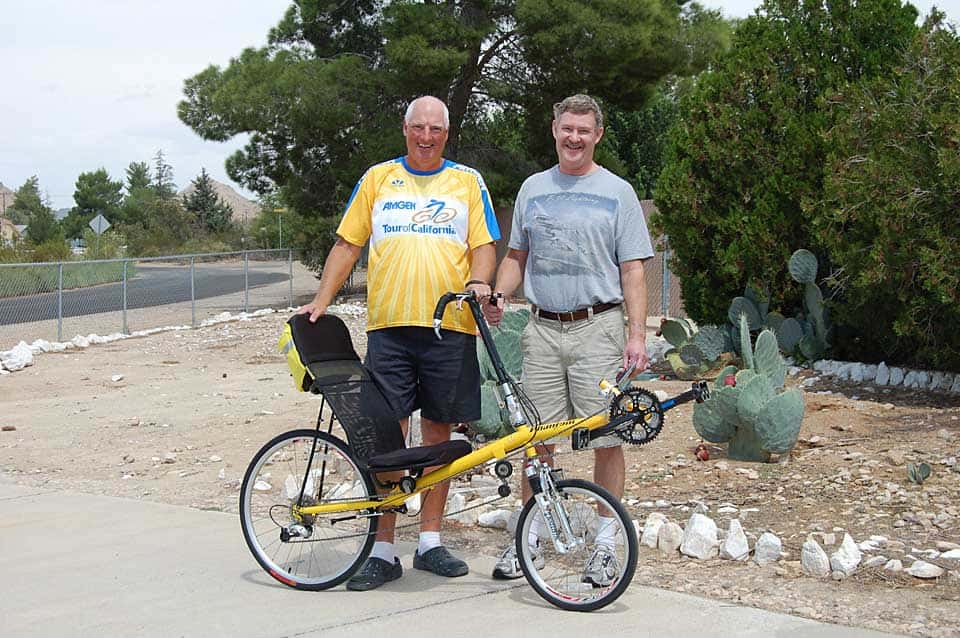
top-left (484, 94), bottom-right (654, 582)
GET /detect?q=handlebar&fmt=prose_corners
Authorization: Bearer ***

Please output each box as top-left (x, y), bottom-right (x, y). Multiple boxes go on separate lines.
top-left (433, 290), bottom-right (514, 386)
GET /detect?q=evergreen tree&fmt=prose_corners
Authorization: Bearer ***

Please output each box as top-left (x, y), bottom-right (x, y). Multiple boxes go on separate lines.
top-left (61, 168), bottom-right (123, 239)
top-left (178, 0), bottom-right (729, 268)
top-left (819, 14), bottom-right (960, 368)
top-left (184, 169), bottom-right (234, 233)
top-left (118, 161), bottom-right (154, 226)
top-left (6, 176), bottom-right (47, 225)
top-left (25, 206), bottom-right (63, 245)
top-left (125, 161), bottom-right (152, 194)
top-left (152, 150), bottom-right (176, 200)
top-left (654, 0), bottom-right (919, 324)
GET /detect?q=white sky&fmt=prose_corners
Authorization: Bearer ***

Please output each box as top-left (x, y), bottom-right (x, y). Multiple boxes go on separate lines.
top-left (2, 1), bottom-right (957, 211)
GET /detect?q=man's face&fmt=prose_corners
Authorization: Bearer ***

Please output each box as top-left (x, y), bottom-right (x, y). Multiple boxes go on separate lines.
top-left (403, 100), bottom-right (449, 172)
top-left (552, 111), bottom-right (604, 176)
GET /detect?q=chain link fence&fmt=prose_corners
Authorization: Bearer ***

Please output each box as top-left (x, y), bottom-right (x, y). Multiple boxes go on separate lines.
top-left (0, 243), bottom-right (683, 350)
top-left (0, 250), bottom-right (322, 349)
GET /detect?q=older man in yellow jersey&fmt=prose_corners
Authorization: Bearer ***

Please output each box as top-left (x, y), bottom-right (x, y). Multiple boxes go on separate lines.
top-left (299, 95), bottom-right (499, 591)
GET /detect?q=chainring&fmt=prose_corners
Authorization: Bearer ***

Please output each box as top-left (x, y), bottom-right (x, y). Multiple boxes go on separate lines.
top-left (609, 387), bottom-right (664, 445)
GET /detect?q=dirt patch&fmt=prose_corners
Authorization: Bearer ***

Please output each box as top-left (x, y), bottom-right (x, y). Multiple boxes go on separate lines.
top-left (1, 306), bottom-right (958, 637)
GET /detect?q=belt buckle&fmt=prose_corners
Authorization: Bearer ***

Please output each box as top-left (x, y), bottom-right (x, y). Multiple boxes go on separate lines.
top-left (560, 310), bottom-right (575, 322)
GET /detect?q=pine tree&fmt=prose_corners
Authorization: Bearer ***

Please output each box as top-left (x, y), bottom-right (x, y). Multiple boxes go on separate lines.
top-left (184, 169), bottom-right (234, 233)
top-left (152, 150), bottom-right (176, 200)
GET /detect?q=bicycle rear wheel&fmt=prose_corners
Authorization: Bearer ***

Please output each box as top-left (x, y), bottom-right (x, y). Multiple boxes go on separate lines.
top-left (516, 478), bottom-right (638, 611)
top-left (239, 429), bottom-right (376, 590)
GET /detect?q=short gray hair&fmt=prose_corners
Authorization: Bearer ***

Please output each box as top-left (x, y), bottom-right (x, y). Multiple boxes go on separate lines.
top-left (553, 94), bottom-right (603, 130)
top-left (405, 96), bottom-right (450, 129)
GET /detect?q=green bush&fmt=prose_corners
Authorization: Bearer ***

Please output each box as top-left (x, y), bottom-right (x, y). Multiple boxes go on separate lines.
top-left (32, 240), bottom-right (72, 263)
top-left (653, 0), bottom-right (918, 324)
top-left (819, 20), bottom-right (960, 370)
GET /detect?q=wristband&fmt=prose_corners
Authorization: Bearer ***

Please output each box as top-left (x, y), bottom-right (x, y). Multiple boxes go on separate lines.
top-left (465, 279), bottom-right (490, 287)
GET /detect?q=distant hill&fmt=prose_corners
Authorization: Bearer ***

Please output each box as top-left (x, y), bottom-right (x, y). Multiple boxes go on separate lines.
top-left (179, 177), bottom-right (261, 225)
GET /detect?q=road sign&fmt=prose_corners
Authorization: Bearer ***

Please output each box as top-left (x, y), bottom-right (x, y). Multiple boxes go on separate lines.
top-left (89, 214), bottom-right (111, 235)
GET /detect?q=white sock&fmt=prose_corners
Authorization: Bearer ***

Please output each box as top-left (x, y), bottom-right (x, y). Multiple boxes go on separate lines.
top-left (418, 531), bottom-right (441, 555)
top-left (371, 541), bottom-right (395, 563)
top-left (528, 513), bottom-right (544, 547)
top-left (595, 516), bottom-right (618, 547)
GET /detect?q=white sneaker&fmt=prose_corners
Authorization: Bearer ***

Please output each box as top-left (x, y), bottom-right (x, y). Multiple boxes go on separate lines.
top-left (491, 543), bottom-right (543, 580)
top-left (581, 545), bottom-right (619, 587)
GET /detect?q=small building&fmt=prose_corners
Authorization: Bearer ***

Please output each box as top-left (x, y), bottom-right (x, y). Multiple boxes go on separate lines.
top-left (0, 182), bottom-right (15, 217)
top-left (1, 217), bottom-right (21, 246)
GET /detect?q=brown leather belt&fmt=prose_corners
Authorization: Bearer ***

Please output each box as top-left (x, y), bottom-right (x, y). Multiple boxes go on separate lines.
top-left (533, 302), bottom-right (621, 322)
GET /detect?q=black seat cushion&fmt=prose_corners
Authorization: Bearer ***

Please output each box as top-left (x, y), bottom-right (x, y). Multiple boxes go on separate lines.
top-left (367, 440), bottom-right (472, 473)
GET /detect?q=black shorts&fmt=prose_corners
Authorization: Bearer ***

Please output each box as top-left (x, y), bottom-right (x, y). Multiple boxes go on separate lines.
top-left (365, 327), bottom-right (481, 424)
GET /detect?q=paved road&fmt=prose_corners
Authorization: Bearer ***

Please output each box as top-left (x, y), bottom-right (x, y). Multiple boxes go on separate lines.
top-left (0, 481), bottom-right (902, 638)
top-left (0, 264), bottom-right (289, 326)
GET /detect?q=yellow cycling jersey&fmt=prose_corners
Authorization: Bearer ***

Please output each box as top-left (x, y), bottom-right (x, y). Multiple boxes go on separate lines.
top-left (337, 157), bottom-right (499, 334)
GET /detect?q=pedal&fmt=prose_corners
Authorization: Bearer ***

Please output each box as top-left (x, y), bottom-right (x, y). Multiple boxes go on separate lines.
top-left (571, 427), bottom-right (591, 450)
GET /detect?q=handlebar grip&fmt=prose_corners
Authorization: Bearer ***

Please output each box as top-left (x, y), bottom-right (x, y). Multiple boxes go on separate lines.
top-left (432, 292), bottom-right (459, 323)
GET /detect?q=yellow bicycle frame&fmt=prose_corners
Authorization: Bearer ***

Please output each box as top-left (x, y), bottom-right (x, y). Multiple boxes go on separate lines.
top-left (294, 410), bottom-right (612, 517)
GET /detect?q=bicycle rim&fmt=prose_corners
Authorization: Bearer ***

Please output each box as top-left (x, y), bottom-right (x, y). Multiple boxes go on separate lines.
top-left (239, 429), bottom-right (376, 590)
top-left (516, 478), bottom-right (638, 611)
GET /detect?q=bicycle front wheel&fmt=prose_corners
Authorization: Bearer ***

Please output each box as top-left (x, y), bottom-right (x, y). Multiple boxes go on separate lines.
top-left (516, 478), bottom-right (638, 611)
top-left (240, 429), bottom-right (377, 590)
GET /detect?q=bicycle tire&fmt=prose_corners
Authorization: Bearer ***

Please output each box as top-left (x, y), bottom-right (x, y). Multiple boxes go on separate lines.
top-left (239, 429), bottom-right (377, 590)
top-left (515, 478), bottom-right (638, 611)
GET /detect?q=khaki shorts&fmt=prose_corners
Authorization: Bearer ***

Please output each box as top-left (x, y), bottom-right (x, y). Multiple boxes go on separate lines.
top-left (520, 307), bottom-right (626, 448)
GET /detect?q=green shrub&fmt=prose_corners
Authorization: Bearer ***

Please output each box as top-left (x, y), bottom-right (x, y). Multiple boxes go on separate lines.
top-left (33, 240), bottom-right (72, 263)
top-left (818, 20), bottom-right (960, 370)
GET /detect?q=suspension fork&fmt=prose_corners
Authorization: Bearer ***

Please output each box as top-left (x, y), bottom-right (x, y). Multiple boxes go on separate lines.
top-left (525, 457), bottom-right (579, 554)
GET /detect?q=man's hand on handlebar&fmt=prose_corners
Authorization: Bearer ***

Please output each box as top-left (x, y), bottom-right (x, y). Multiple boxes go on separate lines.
top-left (482, 291), bottom-right (505, 327)
top-left (465, 280), bottom-right (492, 300)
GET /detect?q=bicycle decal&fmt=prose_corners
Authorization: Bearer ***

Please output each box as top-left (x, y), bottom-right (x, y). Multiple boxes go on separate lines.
top-left (412, 199), bottom-right (457, 223)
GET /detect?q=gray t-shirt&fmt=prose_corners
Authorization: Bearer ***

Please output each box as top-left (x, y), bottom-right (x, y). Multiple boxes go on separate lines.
top-left (508, 165), bottom-right (654, 312)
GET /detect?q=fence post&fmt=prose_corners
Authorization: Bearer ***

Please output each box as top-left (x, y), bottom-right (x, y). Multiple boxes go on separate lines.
top-left (190, 257), bottom-right (196, 328)
top-left (287, 249), bottom-right (293, 309)
top-left (661, 243), bottom-right (670, 318)
top-left (243, 251), bottom-right (249, 314)
top-left (57, 262), bottom-right (64, 341)
top-left (122, 260), bottom-right (129, 334)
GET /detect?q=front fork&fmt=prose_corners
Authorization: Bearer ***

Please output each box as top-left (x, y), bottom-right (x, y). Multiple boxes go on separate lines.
top-left (525, 457), bottom-right (579, 554)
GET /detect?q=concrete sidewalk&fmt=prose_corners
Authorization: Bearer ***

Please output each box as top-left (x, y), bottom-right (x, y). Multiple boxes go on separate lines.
top-left (0, 482), bottom-right (900, 638)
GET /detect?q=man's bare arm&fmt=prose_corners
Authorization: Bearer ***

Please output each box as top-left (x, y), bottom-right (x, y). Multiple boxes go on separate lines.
top-left (297, 238), bottom-right (364, 322)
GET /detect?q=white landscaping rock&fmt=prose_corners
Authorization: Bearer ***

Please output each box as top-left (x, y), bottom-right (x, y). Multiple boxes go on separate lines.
top-left (641, 512), bottom-right (667, 549)
top-left (657, 521), bottom-right (684, 555)
top-left (754, 532), bottom-right (782, 566)
top-left (906, 560), bottom-right (946, 579)
top-left (478, 509), bottom-right (512, 529)
top-left (0, 342), bottom-right (34, 372)
top-left (863, 556), bottom-right (888, 568)
top-left (888, 367), bottom-right (905, 386)
top-left (720, 519), bottom-right (750, 561)
top-left (883, 559), bottom-right (903, 572)
top-left (941, 549), bottom-right (960, 560)
top-left (801, 538), bottom-right (831, 577)
top-left (830, 533), bottom-right (862, 577)
top-left (680, 513), bottom-right (719, 560)
top-left (875, 362), bottom-right (890, 386)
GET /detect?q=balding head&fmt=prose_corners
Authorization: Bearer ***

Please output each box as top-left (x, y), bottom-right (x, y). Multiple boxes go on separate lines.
top-left (405, 96), bottom-right (450, 130)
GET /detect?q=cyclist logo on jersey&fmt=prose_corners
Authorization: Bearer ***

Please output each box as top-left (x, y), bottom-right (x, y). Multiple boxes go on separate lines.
top-left (412, 199), bottom-right (457, 224)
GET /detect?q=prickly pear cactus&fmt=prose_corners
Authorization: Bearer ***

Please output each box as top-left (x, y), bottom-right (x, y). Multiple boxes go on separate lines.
top-left (692, 323), bottom-right (805, 462)
top-left (660, 318), bottom-right (730, 380)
